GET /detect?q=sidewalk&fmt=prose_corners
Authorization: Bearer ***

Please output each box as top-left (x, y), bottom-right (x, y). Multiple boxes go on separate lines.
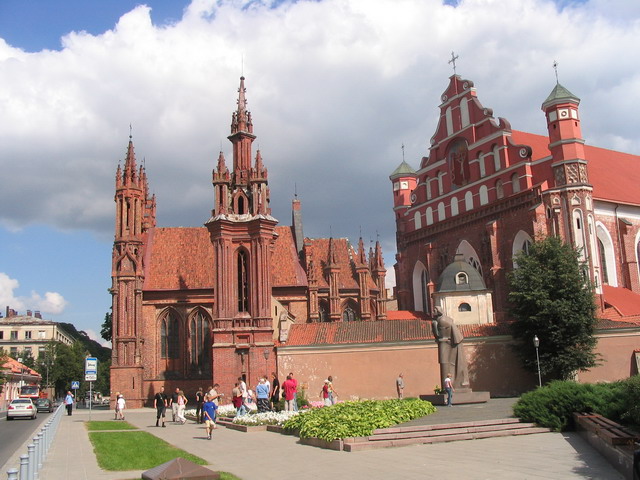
top-left (35, 400), bottom-right (624, 480)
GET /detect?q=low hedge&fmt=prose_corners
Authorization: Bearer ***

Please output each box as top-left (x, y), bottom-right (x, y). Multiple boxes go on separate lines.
top-left (282, 398), bottom-right (436, 442)
top-left (513, 377), bottom-right (639, 431)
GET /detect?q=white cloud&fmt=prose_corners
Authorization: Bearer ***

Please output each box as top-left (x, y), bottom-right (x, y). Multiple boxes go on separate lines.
top-left (0, 0), bottom-right (638, 282)
top-left (84, 328), bottom-right (112, 348)
top-left (0, 273), bottom-right (68, 315)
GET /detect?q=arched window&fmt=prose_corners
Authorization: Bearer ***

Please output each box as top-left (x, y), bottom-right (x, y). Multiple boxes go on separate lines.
top-left (460, 98), bottom-right (470, 127)
top-left (495, 179), bottom-right (504, 199)
top-left (456, 272), bottom-right (468, 285)
top-left (450, 196), bottom-right (459, 216)
top-left (189, 310), bottom-right (211, 372)
top-left (414, 211), bottom-right (422, 229)
top-left (511, 173), bottom-right (520, 193)
top-left (438, 202), bottom-right (446, 221)
top-left (512, 230), bottom-right (533, 268)
top-left (598, 239), bottom-right (609, 285)
top-left (465, 191), bottom-right (474, 211)
top-left (425, 177), bottom-right (432, 200)
top-left (596, 223), bottom-right (617, 287)
top-left (458, 302), bottom-right (472, 312)
top-left (478, 152), bottom-right (486, 177)
top-left (319, 302), bottom-right (329, 322)
top-left (237, 250), bottom-right (249, 313)
top-left (343, 304), bottom-right (357, 322)
top-left (479, 185), bottom-right (489, 205)
top-left (413, 262), bottom-right (430, 313)
top-left (426, 207), bottom-right (434, 226)
top-left (238, 196), bottom-right (246, 214)
top-left (493, 145), bottom-right (501, 171)
top-left (160, 311), bottom-right (180, 359)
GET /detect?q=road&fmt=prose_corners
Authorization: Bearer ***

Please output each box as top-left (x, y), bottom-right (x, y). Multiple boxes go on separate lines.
top-left (0, 408), bottom-right (54, 470)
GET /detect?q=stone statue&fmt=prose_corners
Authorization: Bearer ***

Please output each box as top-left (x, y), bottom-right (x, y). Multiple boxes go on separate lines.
top-left (432, 306), bottom-right (470, 389)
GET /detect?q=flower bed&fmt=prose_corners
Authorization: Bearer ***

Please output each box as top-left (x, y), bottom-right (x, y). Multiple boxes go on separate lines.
top-left (232, 410), bottom-right (299, 426)
top-left (283, 398), bottom-right (436, 442)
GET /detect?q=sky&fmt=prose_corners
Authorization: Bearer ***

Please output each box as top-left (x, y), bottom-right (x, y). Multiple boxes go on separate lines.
top-left (0, 0), bottom-right (639, 345)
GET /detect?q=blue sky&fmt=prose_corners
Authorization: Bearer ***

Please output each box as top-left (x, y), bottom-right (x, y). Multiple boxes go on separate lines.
top-left (0, 0), bottom-right (638, 344)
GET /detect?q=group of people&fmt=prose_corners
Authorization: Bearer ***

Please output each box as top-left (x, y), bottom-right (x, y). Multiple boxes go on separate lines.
top-left (232, 371), bottom-right (287, 415)
top-left (153, 386), bottom-right (192, 426)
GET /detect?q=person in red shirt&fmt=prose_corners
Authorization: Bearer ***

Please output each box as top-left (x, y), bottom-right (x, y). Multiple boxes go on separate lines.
top-left (288, 372), bottom-right (298, 411)
top-left (281, 374), bottom-right (297, 411)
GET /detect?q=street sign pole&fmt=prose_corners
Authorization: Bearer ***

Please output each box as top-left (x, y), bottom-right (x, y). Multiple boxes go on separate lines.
top-left (85, 357), bottom-right (98, 421)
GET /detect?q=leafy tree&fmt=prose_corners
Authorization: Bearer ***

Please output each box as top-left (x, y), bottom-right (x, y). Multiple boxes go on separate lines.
top-left (101, 311), bottom-right (112, 343)
top-left (0, 349), bottom-right (8, 394)
top-left (508, 235), bottom-right (599, 382)
top-left (9, 349), bottom-right (36, 370)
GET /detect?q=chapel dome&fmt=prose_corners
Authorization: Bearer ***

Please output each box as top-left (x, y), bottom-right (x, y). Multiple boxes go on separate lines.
top-left (436, 253), bottom-right (487, 292)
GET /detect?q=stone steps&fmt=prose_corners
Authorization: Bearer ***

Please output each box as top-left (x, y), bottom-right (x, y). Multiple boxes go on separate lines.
top-left (342, 418), bottom-right (550, 452)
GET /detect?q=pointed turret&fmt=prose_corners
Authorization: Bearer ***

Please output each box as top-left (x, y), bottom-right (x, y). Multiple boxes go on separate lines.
top-left (292, 195), bottom-right (304, 256)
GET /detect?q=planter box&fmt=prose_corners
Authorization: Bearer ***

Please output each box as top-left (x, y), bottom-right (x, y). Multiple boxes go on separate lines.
top-left (300, 436), bottom-right (344, 451)
top-left (267, 425), bottom-right (299, 436)
top-left (225, 423), bottom-right (268, 432)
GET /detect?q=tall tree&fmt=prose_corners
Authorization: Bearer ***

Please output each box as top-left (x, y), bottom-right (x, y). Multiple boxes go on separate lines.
top-left (100, 311), bottom-right (112, 343)
top-left (508, 235), bottom-right (599, 382)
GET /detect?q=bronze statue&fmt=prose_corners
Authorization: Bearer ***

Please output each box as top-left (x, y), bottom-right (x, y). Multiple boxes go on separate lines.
top-left (432, 306), bottom-right (470, 389)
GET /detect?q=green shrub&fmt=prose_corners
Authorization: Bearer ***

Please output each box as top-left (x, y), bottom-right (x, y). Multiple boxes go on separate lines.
top-left (513, 379), bottom-right (628, 431)
top-left (283, 398), bottom-right (436, 442)
top-left (620, 375), bottom-right (640, 426)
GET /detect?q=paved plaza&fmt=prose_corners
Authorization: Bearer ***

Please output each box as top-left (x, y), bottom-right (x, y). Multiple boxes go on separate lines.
top-left (4, 399), bottom-right (625, 480)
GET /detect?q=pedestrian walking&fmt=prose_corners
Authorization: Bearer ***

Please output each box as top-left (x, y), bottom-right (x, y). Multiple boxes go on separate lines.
top-left (154, 386), bottom-right (168, 427)
top-left (396, 373), bottom-right (405, 399)
top-left (64, 391), bottom-right (74, 416)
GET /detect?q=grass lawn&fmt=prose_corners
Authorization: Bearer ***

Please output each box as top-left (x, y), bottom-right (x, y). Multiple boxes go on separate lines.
top-left (89, 431), bottom-right (208, 470)
top-left (86, 421), bottom-right (138, 431)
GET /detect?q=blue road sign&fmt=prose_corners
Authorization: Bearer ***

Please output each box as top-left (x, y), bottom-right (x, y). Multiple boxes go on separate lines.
top-left (71, 381), bottom-right (80, 389)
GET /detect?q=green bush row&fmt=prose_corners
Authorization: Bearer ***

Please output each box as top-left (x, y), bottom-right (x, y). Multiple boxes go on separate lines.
top-left (513, 376), bottom-right (640, 431)
top-left (282, 398), bottom-right (436, 442)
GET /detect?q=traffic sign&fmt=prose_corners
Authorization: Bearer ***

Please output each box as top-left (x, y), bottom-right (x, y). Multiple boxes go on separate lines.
top-left (71, 381), bottom-right (80, 389)
top-left (85, 357), bottom-right (98, 374)
top-left (85, 373), bottom-right (97, 381)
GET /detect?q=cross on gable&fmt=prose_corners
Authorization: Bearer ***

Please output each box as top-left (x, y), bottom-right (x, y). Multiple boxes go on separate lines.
top-left (448, 51), bottom-right (459, 74)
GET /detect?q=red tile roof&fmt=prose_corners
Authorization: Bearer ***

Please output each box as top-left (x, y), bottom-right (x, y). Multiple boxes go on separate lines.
top-left (2, 357), bottom-right (41, 377)
top-left (511, 130), bottom-right (640, 206)
top-left (385, 310), bottom-right (428, 320)
top-left (143, 227), bottom-right (216, 290)
top-left (602, 285), bottom-right (640, 317)
top-left (279, 315), bottom-right (639, 348)
top-left (280, 319), bottom-right (512, 347)
top-left (272, 226), bottom-right (308, 288)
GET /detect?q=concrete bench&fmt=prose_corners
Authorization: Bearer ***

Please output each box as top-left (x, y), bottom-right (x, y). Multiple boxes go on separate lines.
top-left (574, 413), bottom-right (640, 446)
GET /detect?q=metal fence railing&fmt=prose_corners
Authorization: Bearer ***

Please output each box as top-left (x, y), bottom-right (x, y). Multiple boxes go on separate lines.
top-left (5, 403), bottom-right (64, 480)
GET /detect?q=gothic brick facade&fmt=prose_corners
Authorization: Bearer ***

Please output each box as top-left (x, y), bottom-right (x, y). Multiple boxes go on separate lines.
top-left (110, 77), bottom-right (387, 407)
top-left (392, 74), bottom-right (640, 323)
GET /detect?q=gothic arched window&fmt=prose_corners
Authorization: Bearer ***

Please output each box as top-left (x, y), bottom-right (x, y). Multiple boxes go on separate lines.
top-left (237, 250), bottom-right (249, 313)
top-left (189, 311), bottom-right (211, 372)
top-left (343, 304), bottom-right (357, 322)
top-left (598, 239), bottom-right (609, 285)
top-left (161, 311), bottom-right (180, 359)
top-left (319, 302), bottom-right (329, 322)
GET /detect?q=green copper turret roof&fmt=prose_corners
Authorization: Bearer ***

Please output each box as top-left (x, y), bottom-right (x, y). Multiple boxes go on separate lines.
top-left (389, 160), bottom-right (416, 179)
top-left (542, 83), bottom-right (580, 109)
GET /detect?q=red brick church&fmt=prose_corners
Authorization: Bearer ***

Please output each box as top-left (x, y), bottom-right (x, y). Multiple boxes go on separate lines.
top-left (110, 77), bottom-right (388, 407)
top-left (392, 73), bottom-right (640, 325)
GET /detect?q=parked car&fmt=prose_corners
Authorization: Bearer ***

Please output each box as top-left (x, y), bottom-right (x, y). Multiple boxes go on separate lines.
top-left (35, 398), bottom-right (54, 413)
top-left (7, 398), bottom-right (37, 420)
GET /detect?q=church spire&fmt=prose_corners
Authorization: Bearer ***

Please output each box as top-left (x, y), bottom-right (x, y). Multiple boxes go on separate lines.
top-left (228, 76), bottom-right (257, 183)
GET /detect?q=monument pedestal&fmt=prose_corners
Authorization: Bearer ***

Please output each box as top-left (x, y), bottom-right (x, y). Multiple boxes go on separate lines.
top-left (420, 389), bottom-right (490, 405)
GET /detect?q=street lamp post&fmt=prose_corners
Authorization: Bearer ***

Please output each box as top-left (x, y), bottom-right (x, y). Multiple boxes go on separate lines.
top-left (533, 335), bottom-right (542, 387)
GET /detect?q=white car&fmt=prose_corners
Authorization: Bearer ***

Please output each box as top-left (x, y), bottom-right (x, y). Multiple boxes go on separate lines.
top-left (7, 398), bottom-right (37, 420)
